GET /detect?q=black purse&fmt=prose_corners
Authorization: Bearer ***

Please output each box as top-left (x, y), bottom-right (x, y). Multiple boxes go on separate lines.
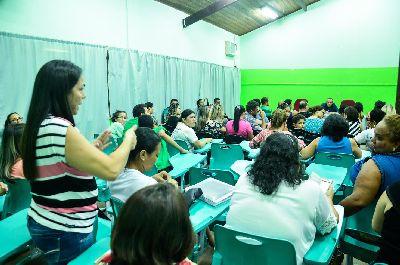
top-left (183, 188), bottom-right (203, 209)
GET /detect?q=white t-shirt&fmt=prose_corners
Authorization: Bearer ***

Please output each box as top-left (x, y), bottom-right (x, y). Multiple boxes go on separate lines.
top-left (109, 168), bottom-right (157, 202)
top-left (226, 174), bottom-right (337, 265)
top-left (171, 122), bottom-right (198, 150)
top-left (355, 128), bottom-right (374, 151)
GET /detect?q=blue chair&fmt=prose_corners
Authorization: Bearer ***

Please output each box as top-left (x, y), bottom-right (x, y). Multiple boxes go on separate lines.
top-left (1, 178), bottom-right (31, 219)
top-left (209, 143), bottom-right (244, 170)
top-left (0, 209), bottom-right (32, 263)
top-left (110, 196), bottom-right (125, 219)
top-left (167, 139), bottom-right (189, 157)
top-left (96, 178), bottom-right (111, 203)
top-left (340, 197), bottom-right (380, 264)
top-left (188, 167), bottom-right (237, 186)
top-left (212, 225), bottom-right (297, 265)
top-left (103, 138), bottom-right (119, 155)
top-left (313, 152), bottom-right (355, 186)
top-left (94, 216), bottom-right (112, 241)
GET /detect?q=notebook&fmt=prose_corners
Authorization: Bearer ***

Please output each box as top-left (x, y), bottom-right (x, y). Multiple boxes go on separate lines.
top-left (308, 171), bottom-right (333, 193)
top-left (187, 178), bottom-right (234, 206)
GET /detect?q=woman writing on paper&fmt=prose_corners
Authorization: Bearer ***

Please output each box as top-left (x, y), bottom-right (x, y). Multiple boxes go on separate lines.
top-left (226, 133), bottom-right (338, 265)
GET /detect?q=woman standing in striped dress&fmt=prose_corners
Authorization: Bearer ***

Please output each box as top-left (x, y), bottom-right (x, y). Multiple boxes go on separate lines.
top-left (21, 60), bottom-right (137, 265)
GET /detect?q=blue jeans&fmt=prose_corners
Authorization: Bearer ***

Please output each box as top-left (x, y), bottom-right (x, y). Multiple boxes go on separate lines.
top-left (27, 217), bottom-right (95, 265)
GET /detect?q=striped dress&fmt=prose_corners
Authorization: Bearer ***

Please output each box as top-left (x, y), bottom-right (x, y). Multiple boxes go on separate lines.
top-left (28, 116), bottom-right (98, 233)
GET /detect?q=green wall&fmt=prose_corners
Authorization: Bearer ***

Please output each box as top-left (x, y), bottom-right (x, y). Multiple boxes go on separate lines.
top-left (240, 68), bottom-right (398, 112)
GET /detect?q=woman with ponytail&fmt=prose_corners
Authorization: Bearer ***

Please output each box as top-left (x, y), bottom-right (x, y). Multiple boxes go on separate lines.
top-left (225, 105), bottom-right (253, 140)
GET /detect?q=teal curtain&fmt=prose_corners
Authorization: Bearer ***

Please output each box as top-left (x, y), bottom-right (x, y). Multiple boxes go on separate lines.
top-left (0, 32), bottom-right (240, 139)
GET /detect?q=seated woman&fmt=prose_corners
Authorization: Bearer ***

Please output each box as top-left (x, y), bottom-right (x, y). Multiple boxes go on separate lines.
top-left (354, 108), bottom-right (386, 151)
top-left (344, 106), bottom-right (361, 137)
top-left (194, 106), bottom-right (208, 134)
top-left (300, 113), bottom-right (362, 160)
top-left (4, 112), bottom-right (23, 127)
top-left (250, 109), bottom-right (305, 149)
top-left (206, 104), bottom-right (226, 138)
top-left (110, 184), bottom-right (196, 265)
top-left (372, 181), bottom-right (400, 265)
top-left (0, 123), bottom-right (25, 180)
top-left (304, 106), bottom-right (325, 134)
top-left (108, 110), bottom-right (127, 139)
top-left (226, 133), bottom-right (338, 265)
top-left (166, 102), bottom-right (182, 123)
top-left (109, 127), bottom-right (177, 202)
top-left (225, 105), bottom-right (253, 141)
top-left (196, 105), bottom-right (226, 139)
top-left (172, 109), bottom-right (212, 150)
top-left (138, 115), bottom-right (188, 171)
top-left (340, 114), bottom-right (400, 216)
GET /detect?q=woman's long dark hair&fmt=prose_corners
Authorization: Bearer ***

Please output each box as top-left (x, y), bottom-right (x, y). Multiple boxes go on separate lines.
top-left (0, 123), bottom-right (25, 179)
top-left (233, 105), bottom-right (245, 133)
top-left (248, 133), bottom-right (304, 195)
top-left (111, 184), bottom-right (195, 265)
top-left (21, 60), bottom-right (82, 180)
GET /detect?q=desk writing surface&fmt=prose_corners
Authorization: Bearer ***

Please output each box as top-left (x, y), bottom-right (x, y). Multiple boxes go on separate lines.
top-left (230, 160), bottom-right (253, 177)
top-left (303, 206), bottom-right (344, 265)
top-left (239, 141), bottom-right (260, 159)
top-left (305, 164), bottom-right (347, 192)
top-left (189, 200), bottom-right (230, 233)
top-left (193, 139), bottom-right (224, 154)
top-left (0, 209), bottom-right (31, 261)
top-left (169, 153), bottom-right (207, 178)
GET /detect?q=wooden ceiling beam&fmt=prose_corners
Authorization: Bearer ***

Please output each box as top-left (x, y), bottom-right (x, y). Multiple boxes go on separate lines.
top-left (182, 0), bottom-right (239, 28)
top-left (291, 0), bottom-right (307, 11)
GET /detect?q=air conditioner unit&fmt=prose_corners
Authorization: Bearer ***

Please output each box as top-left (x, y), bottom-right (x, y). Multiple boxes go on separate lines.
top-left (225, 41), bottom-right (237, 57)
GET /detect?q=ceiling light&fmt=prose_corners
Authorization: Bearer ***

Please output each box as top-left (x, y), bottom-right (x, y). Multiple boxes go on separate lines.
top-left (260, 6), bottom-right (279, 19)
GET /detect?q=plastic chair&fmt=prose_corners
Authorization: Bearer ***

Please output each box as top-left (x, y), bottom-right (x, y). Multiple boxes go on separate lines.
top-left (209, 143), bottom-right (244, 170)
top-left (294, 98), bottom-right (308, 111)
top-left (167, 139), bottom-right (189, 157)
top-left (0, 209), bottom-right (32, 263)
top-left (103, 138), bottom-right (118, 155)
top-left (196, 131), bottom-right (213, 139)
top-left (340, 197), bottom-right (380, 264)
top-left (313, 152), bottom-right (355, 187)
top-left (189, 167), bottom-right (237, 186)
top-left (224, 134), bottom-right (246, 144)
top-left (340, 100), bottom-right (356, 108)
top-left (212, 225), bottom-right (297, 265)
top-left (1, 178), bottom-right (31, 219)
top-left (110, 196), bottom-right (125, 219)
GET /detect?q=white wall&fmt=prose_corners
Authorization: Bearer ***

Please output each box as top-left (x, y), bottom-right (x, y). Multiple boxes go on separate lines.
top-left (0, 0), bottom-right (238, 67)
top-left (240, 0), bottom-right (400, 69)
